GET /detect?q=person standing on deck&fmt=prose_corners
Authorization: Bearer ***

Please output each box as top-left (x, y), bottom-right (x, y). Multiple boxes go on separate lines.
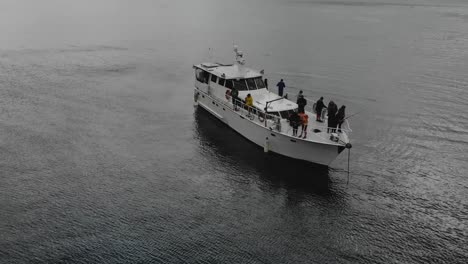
top-left (231, 87), bottom-right (239, 110)
top-left (296, 90), bottom-right (303, 101)
top-left (315, 97), bottom-right (327, 122)
top-left (297, 94), bottom-right (307, 113)
top-left (298, 112), bottom-right (309, 139)
top-left (327, 101), bottom-right (338, 133)
top-left (289, 110), bottom-right (300, 137)
top-left (336, 105), bottom-right (346, 133)
top-left (245, 93), bottom-right (254, 116)
top-left (264, 78), bottom-right (268, 90)
top-left (276, 79), bottom-right (285, 96)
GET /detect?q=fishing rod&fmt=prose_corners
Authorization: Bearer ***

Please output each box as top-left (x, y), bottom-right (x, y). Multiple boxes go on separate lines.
top-left (342, 111), bottom-right (361, 121)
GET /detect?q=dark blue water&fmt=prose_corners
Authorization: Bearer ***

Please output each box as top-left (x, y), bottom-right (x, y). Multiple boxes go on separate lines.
top-left (1, 0), bottom-right (467, 263)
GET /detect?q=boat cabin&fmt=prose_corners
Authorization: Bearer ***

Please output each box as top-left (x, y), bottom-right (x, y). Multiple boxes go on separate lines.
top-left (193, 62), bottom-right (297, 117)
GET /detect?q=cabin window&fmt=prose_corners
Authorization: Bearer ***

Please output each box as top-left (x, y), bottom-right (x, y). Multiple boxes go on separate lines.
top-left (211, 74), bottom-right (217, 83)
top-left (246, 78), bottom-right (257, 90)
top-left (279, 111), bottom-right (289, 119)
top-left (225, 80), bottom-right (233, 89)
top-left (280, 109), bottom-right (296, 119)
top-left (218, 78), bottom-right (225, 86)
top-left (233, 79), bottom-right (248, 91)
top-left (195, 68), bottom-right (209, 84)
top-left (254, 77), bottom-right (266, 89)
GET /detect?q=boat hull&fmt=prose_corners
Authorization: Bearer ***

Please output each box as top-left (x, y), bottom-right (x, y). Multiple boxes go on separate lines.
top-left (195, 89), bottom-right (342, 166)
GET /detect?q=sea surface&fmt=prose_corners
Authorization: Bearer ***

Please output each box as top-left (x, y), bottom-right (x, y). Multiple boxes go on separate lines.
top-left (1, 0), bottom-right (467, 263)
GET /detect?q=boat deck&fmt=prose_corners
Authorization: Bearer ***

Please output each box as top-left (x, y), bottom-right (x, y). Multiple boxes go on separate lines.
top-left (197, 90), bottom-right (351, 146)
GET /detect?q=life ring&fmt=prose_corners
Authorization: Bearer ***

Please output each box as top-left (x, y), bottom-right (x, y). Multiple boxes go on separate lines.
top-left (225, 89), bottom-right (231, 100)
top-left (258, 112), bottom-right (265, 123)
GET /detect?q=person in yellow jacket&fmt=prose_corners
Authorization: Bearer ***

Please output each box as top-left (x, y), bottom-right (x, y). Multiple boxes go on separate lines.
top-left (245, 94), bottom-right (254, 116)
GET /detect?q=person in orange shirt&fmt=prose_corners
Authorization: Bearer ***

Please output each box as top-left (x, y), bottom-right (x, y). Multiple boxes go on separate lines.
top-left (298, 112), bottom-right (309, 139)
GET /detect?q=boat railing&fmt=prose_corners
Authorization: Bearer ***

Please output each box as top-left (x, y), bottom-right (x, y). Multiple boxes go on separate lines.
top-left (302, 106), bottom-right (353, 134)
top-left (231, 97), bottom-right (283, 132)
top-left (314, 122), bottom-right (352, 134)
top-left (198, 90), bottom-right (351, 136)
top-left (231, 97), bottom-right (352, 135)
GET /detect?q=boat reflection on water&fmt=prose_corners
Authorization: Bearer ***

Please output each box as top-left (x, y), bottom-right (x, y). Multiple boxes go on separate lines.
top-left (193, 107), bottom-right (344, 198)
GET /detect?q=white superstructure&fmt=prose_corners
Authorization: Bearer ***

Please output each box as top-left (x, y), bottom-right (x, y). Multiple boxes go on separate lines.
top-left (193, 47), bottom-right (352, 166)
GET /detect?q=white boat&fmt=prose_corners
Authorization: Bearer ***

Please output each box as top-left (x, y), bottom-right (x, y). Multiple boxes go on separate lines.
top-left (193, 46), bottom-right (352, 166)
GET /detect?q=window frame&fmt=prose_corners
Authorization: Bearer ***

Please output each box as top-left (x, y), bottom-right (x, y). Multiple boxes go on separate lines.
top-left (211, 74), bottom-right (217, 83)
top-left (233, 79), bottom-right (248, 91)
top-left (279, 109), bottom-right (296, 119)
top-left (246, 78), bottom-right (257, 90)
top-left (225, 79), bottom-right (233, 89)
top-left (195, 68), bottom-right (209, 84)
top-left (218, 77), bottom-right (225, 86)
top-left (254, 77), bottom-right (266, 89)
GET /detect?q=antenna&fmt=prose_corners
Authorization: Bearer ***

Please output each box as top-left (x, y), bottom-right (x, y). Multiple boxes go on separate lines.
top-left (207, 47), bottom-right (214, 61)
top-left (233, 45), bottom-right (245, 65)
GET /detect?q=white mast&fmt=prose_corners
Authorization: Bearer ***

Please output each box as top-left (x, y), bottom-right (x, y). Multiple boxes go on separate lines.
top-left (233, 45), bottom-right (246, 76)
top-left (233, 45), bottom-right (245, 65)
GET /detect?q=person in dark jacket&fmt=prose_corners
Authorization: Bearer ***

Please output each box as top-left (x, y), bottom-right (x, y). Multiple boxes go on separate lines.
top-left (315, 97), bottom-right (326, 122)
top-left (231, 87), bottom-right (239, 110)
top-left (296, 90), bottom-right (303, 101)
top-left (297, 94), bottom-right (307, 113)
top-left (289, 110), bottom-right (300, 136)
top-left (327, 101), bottom-right (338, 133)
top-left (336, 105), bottom-right (346, 132)
top-left (264, 78), bottom-right (268, 89)
top-left (276, 79), bottom-right (285, 96)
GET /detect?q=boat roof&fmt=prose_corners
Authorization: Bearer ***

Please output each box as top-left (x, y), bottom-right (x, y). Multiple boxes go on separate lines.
top-left (194, 62), bottom-right (263, 79)
top-left (238, 89), bottom-right (298, 112)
